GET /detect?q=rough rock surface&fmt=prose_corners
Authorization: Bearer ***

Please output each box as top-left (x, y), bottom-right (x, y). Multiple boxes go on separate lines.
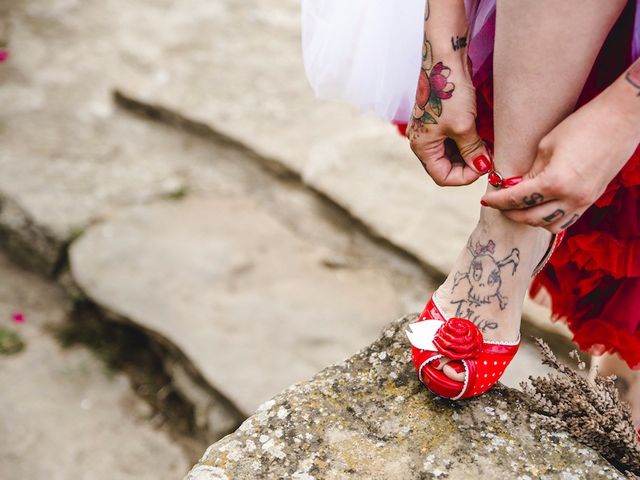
top-left (187, 314), bottom-right (623, 480)
top-left (69, 196), bottom-right (404, 415)
top-left (0, 252), bottom-right (188, 480)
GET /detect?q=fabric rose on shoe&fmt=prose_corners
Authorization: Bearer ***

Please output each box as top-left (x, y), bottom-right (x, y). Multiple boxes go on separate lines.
top-left (433, 318), bottom-right (483, 360)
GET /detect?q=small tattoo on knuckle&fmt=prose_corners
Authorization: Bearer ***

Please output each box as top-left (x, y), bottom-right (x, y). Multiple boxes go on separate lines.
top-left (542, 209), bottom-right (565, 223)
top-left (560, 213), bottom-right (579, 230)
top-left (523, 193), bottom-right (544, 206)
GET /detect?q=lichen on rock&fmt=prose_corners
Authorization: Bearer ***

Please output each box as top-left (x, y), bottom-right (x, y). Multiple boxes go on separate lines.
top-left (186, 315), bottom-right (624, 479)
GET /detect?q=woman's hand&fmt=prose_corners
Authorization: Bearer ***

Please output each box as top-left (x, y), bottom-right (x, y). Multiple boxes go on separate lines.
top-left (407, 0), bottom-right (491, 186)
top-left (480, 72), bottom-right (640, 233)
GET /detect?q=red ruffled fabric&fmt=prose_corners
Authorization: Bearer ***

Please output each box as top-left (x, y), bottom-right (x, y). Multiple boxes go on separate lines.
top-left (529, 3), bottom-right (640, 369)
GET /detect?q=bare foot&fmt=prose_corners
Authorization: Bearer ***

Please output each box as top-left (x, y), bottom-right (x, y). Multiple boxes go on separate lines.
top-left (591, 353), bottom-right (640, 427)
top-left (432, 206), bottom-right (551, 381)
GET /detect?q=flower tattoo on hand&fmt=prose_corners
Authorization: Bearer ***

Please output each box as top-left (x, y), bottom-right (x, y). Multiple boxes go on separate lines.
top-left (412, 39), bottom-right (455, 125)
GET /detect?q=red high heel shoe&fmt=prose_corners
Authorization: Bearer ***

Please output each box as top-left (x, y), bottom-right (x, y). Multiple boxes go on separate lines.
top-left (407, 231), bottom-right (564, 400)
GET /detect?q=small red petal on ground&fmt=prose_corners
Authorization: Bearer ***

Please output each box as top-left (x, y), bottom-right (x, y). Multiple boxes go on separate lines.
top-left (0, 50), bottom-right (9, 63)
top-left (11, 312), bottom-right (25, 323)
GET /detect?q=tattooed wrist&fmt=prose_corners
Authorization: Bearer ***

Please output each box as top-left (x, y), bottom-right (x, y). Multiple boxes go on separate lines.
top-left (450, 34), bottom-right (468, 52)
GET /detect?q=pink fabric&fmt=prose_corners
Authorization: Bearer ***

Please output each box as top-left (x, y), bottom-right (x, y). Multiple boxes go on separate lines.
top-left (464, 0), bottom-right (640, 70)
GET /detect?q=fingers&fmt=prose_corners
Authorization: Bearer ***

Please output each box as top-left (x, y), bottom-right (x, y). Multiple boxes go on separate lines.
top-left (413, 138), bottom-right (481, 186)
top-left (500, 200), bottom-right (583, 233)
top-left (450, 121), bottom-right (493, 176)
top-left (501, 200), bottom-right (564, 227)
top-left (480, 175), bottom-right (550, 210)
top-left (548, 210), bottom-right (583, 233)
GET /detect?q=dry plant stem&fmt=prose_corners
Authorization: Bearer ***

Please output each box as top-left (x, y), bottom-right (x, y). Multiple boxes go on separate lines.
top-left (523, 339), bottom-right (640, 475)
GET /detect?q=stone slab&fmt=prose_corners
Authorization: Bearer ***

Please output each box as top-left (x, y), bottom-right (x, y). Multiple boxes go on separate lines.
top-left (0, 252), bottom-right (188, 479)
top-left (186, 314), bottom-right (622, 480)
top-left (69, 196), bottom-right (404, 415)
top-left (0, 0), bottom-right (243, 272)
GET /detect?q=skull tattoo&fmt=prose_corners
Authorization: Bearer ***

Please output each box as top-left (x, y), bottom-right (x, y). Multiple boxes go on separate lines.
top-left (451, 240), bottom-right (520, 312)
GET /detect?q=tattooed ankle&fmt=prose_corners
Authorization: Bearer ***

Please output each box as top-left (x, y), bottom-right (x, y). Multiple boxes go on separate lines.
top-left (449, 238), bottom-right (520, 321)
top-left (449, 301), bottom-right (498, 333)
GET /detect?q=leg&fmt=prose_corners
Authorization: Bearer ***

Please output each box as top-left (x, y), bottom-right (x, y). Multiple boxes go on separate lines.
top-left (435, 0), bottom-right (626, 381)
top-left (493, 0), bottom-right (627, 177)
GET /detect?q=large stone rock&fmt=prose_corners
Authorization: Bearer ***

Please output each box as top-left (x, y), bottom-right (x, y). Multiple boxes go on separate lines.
top-left (186, 314), bottom-right (623, 480)
top-left (69, 196), bottom-right (404, 415)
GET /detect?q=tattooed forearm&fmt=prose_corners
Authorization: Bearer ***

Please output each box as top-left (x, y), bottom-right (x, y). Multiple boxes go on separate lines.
top-left (542, 209), bottom-right (565, 223)
top-left (450, 239), bottom-right (520, 313)
top-left (625, 62), bottom-right (640, 96)
top-left (560, 213), bottom-right (579, 229)
top-left (523, 193), bottom-right (544, 206)
top-left (451, 35), bottom-right (467, 51)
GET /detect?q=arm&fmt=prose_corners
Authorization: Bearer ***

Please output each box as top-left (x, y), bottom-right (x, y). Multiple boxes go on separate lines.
top-left (408, 0), bottom-right (492, 186)
top-left (481, 58), bottom-right (640, 232)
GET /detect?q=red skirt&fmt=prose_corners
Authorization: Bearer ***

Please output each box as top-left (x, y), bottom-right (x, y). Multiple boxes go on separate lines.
top-left (531, 6), bottom-right (640, 369)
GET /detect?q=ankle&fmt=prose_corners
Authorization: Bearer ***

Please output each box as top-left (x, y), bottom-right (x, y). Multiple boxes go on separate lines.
top-left (477, 207), bottom-right (552, 274)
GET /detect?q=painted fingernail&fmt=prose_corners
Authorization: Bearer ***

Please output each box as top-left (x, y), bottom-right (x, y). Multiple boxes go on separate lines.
top-left (480, 199), bottom-right (488, 206)
top-left (431, 359), bottom-right (441, 368)
top-left (503, 176), bottom-right (523, 188)
top-left (473, 155), bottom-right (491, 173)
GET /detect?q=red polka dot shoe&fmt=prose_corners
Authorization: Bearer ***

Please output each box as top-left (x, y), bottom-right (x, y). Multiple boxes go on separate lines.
top-left (406, 232), bottom-right (564, 400)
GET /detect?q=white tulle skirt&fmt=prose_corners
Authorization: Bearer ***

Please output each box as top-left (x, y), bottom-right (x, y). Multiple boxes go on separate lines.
top-left (301, 0), bottom-right (640, 124)
top-left (301, 0), bottom-right (426, 123)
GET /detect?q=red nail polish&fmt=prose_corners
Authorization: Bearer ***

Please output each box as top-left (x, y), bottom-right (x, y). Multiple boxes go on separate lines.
top-left (503, 176), bottom-right (523, 188)
top-left (480, 200), bottom-right (488, 206)
top-left (431, 359), bottom-right (441, 368)
top-left (473, 155), bottom-right (491, 173)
